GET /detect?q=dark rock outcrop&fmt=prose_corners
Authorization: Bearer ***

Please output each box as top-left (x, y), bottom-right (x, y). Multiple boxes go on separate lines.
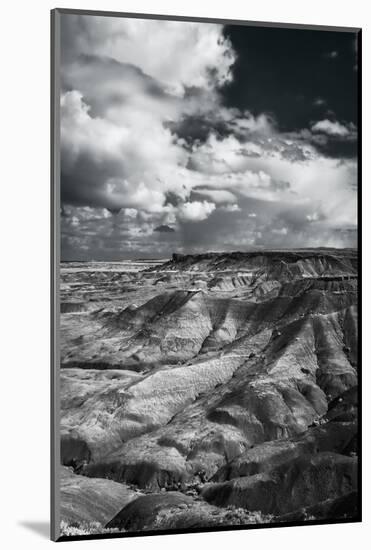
top-left (106, 493), bottom-right (193, 531)
top-left (201, 452), bottom-right (358, 515)
top-left (275, 491), bottom-right (358, 522)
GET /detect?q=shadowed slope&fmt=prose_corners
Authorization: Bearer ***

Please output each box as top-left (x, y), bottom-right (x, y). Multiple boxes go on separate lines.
top-left (60, 249), bottom-right (358, 528)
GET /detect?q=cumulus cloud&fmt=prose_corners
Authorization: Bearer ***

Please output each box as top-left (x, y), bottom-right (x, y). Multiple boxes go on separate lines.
top-left (221, 204), bottom-right (241, 213)
top-left (272, 227), bottom-right (288, 235)
top-left (60, 14), bottom-right (357, 259)
top-left (61, 15), bottom-right (236, 95)
top-left (306, 212), bottom-right (319, 222)
top-left (187, 130), bottom-right (356, 223)
top-left (192, 188), bottom-right (237, 204)
top-left (60, 15), bottom-right (239, 222)
top-left (178, 200), bottom-right (216, 222)
top-left (61, 89), bottom-right (189, 212)
top-left (311, 119), bottom-right (350, 137)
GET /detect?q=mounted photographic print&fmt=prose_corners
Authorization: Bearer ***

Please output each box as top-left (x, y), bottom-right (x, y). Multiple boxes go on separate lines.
top-left (51, 8), bottom-right (361, 541)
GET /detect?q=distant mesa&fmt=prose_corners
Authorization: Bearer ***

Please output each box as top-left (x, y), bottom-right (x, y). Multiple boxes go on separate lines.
top-left (154, 224), bottom-right (176, 233)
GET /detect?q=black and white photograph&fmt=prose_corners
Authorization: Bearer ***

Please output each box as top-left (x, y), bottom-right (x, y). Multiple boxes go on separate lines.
top-left (53, 9), bottom-right (360, 540)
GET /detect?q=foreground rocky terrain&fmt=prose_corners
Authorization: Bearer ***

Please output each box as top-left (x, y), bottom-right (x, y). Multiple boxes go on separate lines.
top-left (59, 249), bottom-right (359, 536)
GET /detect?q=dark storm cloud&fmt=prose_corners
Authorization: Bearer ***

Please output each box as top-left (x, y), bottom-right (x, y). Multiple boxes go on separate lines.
top-left (61, 53), bottom-right (178, 117)
top-left (164, 192), bottom-right (183, 207)
top-left (61, 160), bottom-right (123, 210)
top-left (154, 225), bottom-right (176, 233)
top-left (169, 108), bottom-right (275, 149)
top-left (167, 114), bottom-right (231, 145)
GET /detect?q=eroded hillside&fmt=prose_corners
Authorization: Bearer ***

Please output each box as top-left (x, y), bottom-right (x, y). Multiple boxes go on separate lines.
top-left (59, 249), bottom-right (359, 535)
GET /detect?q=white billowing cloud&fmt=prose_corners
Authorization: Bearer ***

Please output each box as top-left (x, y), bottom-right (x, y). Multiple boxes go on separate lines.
top-left (217, 108), bottom-right (275, 136)
top-left (187, 129), bottom-right (357, 229)
top-left (306, 212), bottom-right (319, 222)
top-left (194, 188), bottom-right (237, 204)
top-left (60, 14), bottom-right (357, 258)
top-left (61, 15), bottom-right (235, 96)
top-left (190, 132), bottom-right (278, 176)
top-left (221, 204), bottom-right (241, 212)
top-left (61, 90), bottom-right (189, 212)
top-left (311, 119), bottom-right (350, 136)
top-left (60, 15), bottom-right (238, 223)
top-left (124, 208), bottom-right (138, 219)
top-left (63, 205), bottom-right (112, 222)
top-left (272, 227), bottom-right (288, 235)
top-left (178, 200), bottom-right (216, 222)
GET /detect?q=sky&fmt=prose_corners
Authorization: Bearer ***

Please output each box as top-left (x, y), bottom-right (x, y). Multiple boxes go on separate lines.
top-left (60, 14), bottom-right (359, 260)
